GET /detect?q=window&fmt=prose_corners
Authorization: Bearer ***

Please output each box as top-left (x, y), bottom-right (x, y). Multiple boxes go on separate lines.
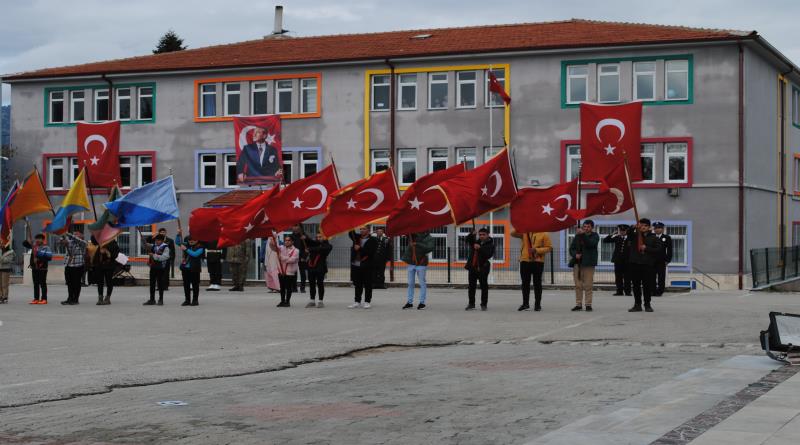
top-left (138, 87), bottom-right (153, 120)
top-left (301, 151), bottom-right (318, 178)
top-left (640, 144), bottom-right (656, 183)
top-left (429, 148), bottom-right (448, 173)
top-left (49, 91), bottom-right (65, 123)
top-left (136, 225), bottom-right (153, 256)
top-left (94, 89), bottom-right (109, 121)
top-left (224, 154), bottom-right (238, 188)
top-left (70, 91), bottom-right (85, 122)
top-left (485, 69), bottom-right (506, 107)
top-left (566, 65), bottom-right (588, 104)
top-left (484, 146), bottom-right (501, 163)
top-left (666, 225), bottom-right (688, 266)
top-left (665, 143), bottom-right (688, 183)
top-left (398, 74), bottom-right (417, 110)
top-left (633, 61), bottom-right (656, 101)
top-left (138, 156), bottom-right (153, 186)
top-left (224, 83), bottom-right (241, 116)
top-left (276, 80), bottom-right (293, 114)
top-left (428, 72), bottom-right (448, 109)
top-left (457, 224), bottom-right (505, 263)
top-left (251, 82), bottom-right (268, 115)
top-left (398, 149), bottom-right (417, 186)
top-left (371, 75), bottom-right (390, 111)
top-left (597, 64), bottom-right (620, 103)
top-left (70, 158), bottom-right (79, 184)
top-left (456, 148), bottom-right (476, 170)
top-left (665, 60), bottom-right (689, 100)
top-left (566, 144), bottom-right (581, 180)
top-left (429, 226), bottom-right (448, 263)
top-left (200, 84), bottom-right (217, 117)
top-left (300, 78), bottom-right (317, 114)
top-left (792, 87), bottom-right (800, 127)
top-left (200, 154), bottom-right (217, 188)
top-left (114, 88), bottom-right (130, 121)
top-left (119, 156), bottom-right (132, 188)
top-left (456, 71), bottom-right (477, 108)
top-left (371, 150), bottom-right (389, 173)
top-left (48, 158), bottom-right (65, 190)
top-left (282, 152), bottom-right (293, 183)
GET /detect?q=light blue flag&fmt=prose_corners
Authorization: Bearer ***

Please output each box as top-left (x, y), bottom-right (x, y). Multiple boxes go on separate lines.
top-left (105, 176), bottom-right (179, 227)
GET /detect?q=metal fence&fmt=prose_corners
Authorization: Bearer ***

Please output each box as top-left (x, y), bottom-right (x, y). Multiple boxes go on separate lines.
top-left (750, 246), bottom-right (800, 288)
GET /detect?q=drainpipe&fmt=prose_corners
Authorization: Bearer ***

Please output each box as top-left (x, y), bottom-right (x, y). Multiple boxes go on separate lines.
top-left (779, 73), bottom-right (787, 253)
top-left (384, 59), bottom-right (396, 283)
top-left (738, 43), bottom-right (744, 290)
top-left (101, 74), bottom-right (113, 120)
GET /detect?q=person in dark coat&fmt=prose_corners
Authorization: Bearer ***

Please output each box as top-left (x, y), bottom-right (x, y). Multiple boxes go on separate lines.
top-left (652, 222), bottom-right (673, 296)
top-left (603, 224), bottom-right (631, 296)
top-left (289, 224), bottom-right (309, 293)
top-left (625, 218), bottom-right (662, 312)
top-left (464, 227), bottom-right (495, 311)
top-left (178, 234), bottom-right (205, 306)
top-left (304, 233), bottom-right (333, 308)
top-left (372, 228), bottom-right (392, 289)
top-left (348, 227), bottom-right (378, 309)
top-left (204, 239), bottom-right (223, 291)
top-left (91, 237), bottom-right (120, 305)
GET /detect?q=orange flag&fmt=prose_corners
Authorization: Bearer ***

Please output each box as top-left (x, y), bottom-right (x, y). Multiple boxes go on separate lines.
top-left (8, 170), bottom-right (52, 223)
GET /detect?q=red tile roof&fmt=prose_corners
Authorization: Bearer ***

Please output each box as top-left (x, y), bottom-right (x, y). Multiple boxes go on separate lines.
top-left (4, 19), bottom-right (754, 81)
top-left (204, 190), bottom-right (261, 207)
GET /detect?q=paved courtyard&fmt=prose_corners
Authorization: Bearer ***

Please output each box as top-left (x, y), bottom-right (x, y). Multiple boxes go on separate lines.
top-left (0, 284), bottom-right (798, 444)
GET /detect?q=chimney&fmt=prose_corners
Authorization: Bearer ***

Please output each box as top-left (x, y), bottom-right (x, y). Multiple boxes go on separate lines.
top-left (273, 6), bottom-right (284, 35)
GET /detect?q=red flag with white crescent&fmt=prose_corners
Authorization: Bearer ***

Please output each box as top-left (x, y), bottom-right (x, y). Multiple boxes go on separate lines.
top-left (77, 121), bottom-right (121, 187)
top-left (581, 163), bottom-right (634, 217)
top-left (510, 178), bottom-right (581, 233)
top-left (320, 169), bottom-right (400, 238)
top-left (433, 147), bottom-right (517, 225)
top-left (217, 186), bottom-right (280, 248)
top-left (579, 102), bottom-right (642, 181)
top-left (385, 163), bottom-right (465, 236)
top-left (263, 165), bottom-right (341, 231)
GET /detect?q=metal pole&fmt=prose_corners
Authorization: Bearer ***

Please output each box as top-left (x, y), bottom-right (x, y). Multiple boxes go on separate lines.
top-left (447, 246), bottom-right (451, 284)
top-left (550, 248), bottom-right (555, 284)
top-left (765, 248), bottom-right (770, 284)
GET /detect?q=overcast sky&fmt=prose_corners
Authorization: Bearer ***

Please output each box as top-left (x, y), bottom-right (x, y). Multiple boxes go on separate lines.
top-left (3, 0), bottom-right (800, 105)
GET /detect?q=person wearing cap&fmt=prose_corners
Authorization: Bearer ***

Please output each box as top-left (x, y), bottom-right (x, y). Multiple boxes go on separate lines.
top-left (626, 218), bottom-right (662, 312)
top-left (603, 224), bottom-right (631, 296)
top-left (652, 222), bottom-right (673, 296)
top-left (464, 227), bottom-right (495, 311)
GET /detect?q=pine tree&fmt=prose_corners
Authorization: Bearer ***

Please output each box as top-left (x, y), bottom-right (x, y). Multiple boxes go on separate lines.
top-left (153, 30), bottom-right (187, 54)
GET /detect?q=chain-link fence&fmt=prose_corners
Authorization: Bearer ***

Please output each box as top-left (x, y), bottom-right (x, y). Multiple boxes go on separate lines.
top-left (751, 246), bottom-right (800, 288)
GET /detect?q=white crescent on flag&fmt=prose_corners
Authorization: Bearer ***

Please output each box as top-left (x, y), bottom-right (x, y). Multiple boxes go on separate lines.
top-left (302, 184), bottom-right (328, 210)
top-left (356, 188), bottom-right (384, 211)
top-left (84, 134), bottom-right (108, 154)
top-left (422, 185), bottom-right (450, 215)
top-left (553, 194), bottom-right (572, 222)
top-left (595, 118), bottom-right (626, 143)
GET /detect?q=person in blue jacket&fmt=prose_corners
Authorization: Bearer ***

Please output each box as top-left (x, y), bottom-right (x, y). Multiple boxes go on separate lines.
top-left (177, 231), bottom-right (205, 307)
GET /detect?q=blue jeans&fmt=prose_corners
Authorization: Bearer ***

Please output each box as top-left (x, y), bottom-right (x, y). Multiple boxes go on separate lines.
top-left (407, 265), bottom-right (428, 304)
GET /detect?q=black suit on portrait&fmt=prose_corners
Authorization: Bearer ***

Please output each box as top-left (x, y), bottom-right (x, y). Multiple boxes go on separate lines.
top-left (236, 143), bottom-right (280, 179)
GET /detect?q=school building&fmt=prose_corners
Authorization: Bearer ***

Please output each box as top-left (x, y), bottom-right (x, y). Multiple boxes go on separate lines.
top-left (3, 14), bottom-right (800, 289)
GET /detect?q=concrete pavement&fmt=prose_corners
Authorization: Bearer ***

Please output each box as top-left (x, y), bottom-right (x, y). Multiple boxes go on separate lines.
top-left (0, 284), bottom-right (798, 444)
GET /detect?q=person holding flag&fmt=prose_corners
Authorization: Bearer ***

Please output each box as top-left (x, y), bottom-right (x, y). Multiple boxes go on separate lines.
top-left (464, 228), bottom-right (495, 311)
top-left (569, 220), bottom-right (600, 312)
top-left (270, 234), bottom-right (299, 308)
top-left (401, 231), bottom-right (434, 310)
top-left (304, 233), bottom-right (332, 308)
top-left (22, 233), bottom-right (53, 304)
top-left (626, 218), bottom-right (662, 313)
top-left (143, 234), bottom-right (170, 306)
top-left (511, 229), bottom-right (553, 312)
top-left (90, 236), bottom-right (120, 305)
top-left (0, 244), bottom-right (15, 304)
top-left (60, 231), bottom-right (88, 305)
top-left (348, 227), bottom-right (378, 309)
top-left (177, 233), bottom-right (205, 307)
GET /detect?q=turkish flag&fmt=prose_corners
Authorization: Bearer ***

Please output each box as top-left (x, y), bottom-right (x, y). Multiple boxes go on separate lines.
top-left (77, 121), bottom-right (121, 187)
top-left (582, 163), bottom-right (634, 217)
top-left (264, 165), bottom-right (341, 231)
top-left (320, 169), bottom-right (400, 238)
top-left (217, 186), bottom-right (280, 248)
top-left (385, 163), bottom-right (465, 236)
top-left (189, 207), bottom-right (228, 243)
top-left (434, 147), bottom-right (517, 224)
top-left (580, 102), bottom-right (642, 181)
top-left (488, 71), bottom-right (511, 105)
top-left (510, 178), bottom-right (580, 233)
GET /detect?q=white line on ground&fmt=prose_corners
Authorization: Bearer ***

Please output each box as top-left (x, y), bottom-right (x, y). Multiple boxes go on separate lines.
top-left (522, 316), bottom-right (604, 342)
top-left (0, 379), bottom-right (51, 390)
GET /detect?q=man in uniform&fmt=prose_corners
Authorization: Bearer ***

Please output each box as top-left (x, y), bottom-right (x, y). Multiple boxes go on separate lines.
top-left (626, 218), bottom-right (662, 312)
top-left (205, 240), bottom-right (223, 291)
top-left (653, 222), bottom-right (673, 296)
top-left (603, 224), bottom-right (631, 296)
top-left (226, 239), bottom-right (253, 291)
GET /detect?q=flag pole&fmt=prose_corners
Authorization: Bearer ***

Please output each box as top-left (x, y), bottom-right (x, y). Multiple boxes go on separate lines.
top-left (31, 164), bottom-right (56, 217)
top-left (622, 152), bottom-right (643, 250)
top-left (81, 163), bottom-right (99, 221)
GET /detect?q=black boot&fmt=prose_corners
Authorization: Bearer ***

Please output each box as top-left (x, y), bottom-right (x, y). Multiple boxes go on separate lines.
top-left (97, 295), bottom-right (104, 305)
top-left (157, 297), bottom-right (164, 306)
top-left (143, 299), bottom-right (156, 305)
top-left (102, 295), bottom-right (111, 305)
top-left (191, 297), bottom-right (198, 306)
top-left (181, 299), bottom-right (191, 306)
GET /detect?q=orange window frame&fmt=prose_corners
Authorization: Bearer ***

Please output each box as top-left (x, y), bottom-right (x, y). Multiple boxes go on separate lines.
top-left (193, 73), bottom-right (322, 122)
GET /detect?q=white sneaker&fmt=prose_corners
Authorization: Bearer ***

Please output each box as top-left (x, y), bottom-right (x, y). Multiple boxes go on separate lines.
top-left (348, 303), bottom-right (362, 309)
top-left (316, 301), bottom-right (325, 308)
top-left (362, 302), bottom-right (371, 309)
top-left (305, 301), bottom-right (316, 308)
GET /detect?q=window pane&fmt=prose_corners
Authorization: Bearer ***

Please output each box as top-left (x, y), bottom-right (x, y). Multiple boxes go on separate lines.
top-left (641, 156), bottom-right (654, 181)
top-left (459, 82), bottom-right (475, 107)
top-left (569, 78), bottom-right (587, 103)
top-left (301, 79), bottom-right (317, 113)
top-left (634, 62), bottom-right (655, 101)
top-left (430, 83), bottom-right (447, 108)
top-left (139, 95), bottom-right (153, 120)
top-left (96, 97), bottom-right (109, 121)
top-left (118, 88), bottom-right (131, 120)
top-left (52, 169), bottom-right (64, 188)
top-left (72, 98), bottom-right (84, 121)
top-left (569, 158), bottom-right (580, 180)
top-left (568, 65), bottom-right (587, 76)
top-left (373, 76), bottom-right (390, 111)
top-left (203, 166), bottom-right (216, 186)
top-left (598, 65), bottom-right (619, 103)
top-left (666, 72), bottom-right (688, 99)
top-left (668, 156), bottom-right (686, 181)
top-left (51, 101), bottom-right (64, 123)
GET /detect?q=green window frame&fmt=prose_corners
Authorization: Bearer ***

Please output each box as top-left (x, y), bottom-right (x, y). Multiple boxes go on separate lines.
top-left (560, 54), bottom-right (693, 108)
top-left (792, 85), bottom-right (800, 129)
top-left (43, 82), bottom-right (156, 127)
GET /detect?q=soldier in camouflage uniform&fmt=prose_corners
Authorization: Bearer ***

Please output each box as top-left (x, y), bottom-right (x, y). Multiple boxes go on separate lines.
top-left (226, 240), bottom-right (253, 291)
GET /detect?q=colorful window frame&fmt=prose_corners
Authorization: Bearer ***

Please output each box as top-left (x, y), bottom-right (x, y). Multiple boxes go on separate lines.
top-left (560, 54), bottom-right (693, 108)
top-left (42, 150), bottom-right (157, 195)
top-left (193, 73), bottom-right (322, 122)
top-left (43, 83), bottom-right (156, 127)
top-left (192, 147), bottom-right (322, 192)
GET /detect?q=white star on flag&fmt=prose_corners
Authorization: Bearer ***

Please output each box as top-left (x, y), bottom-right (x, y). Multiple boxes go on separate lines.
top-left (265, 133), bottom-right (277, 145)
top-left (408, 197), bottom-right (422, 210)
top-left (90, 156), bottom-right (100, 165)
top-left (244, 222), bottom-right (254, 232)
top-left (262, 213), bottom-right (270, 223)
top-left (541, 203), bottom-right (554, 215)
top-left (603, 144), bottom-right (616, 155)
top-left (481, 185), bottom-right (489, 196)
top-left (291, 197), bottom-right (303, 208)
top-left (346, 198), bottom-right (357, 209)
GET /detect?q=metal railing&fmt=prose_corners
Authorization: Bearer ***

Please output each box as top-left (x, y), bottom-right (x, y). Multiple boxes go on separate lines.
top-left (750, 246), bottom-right (800, 288)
